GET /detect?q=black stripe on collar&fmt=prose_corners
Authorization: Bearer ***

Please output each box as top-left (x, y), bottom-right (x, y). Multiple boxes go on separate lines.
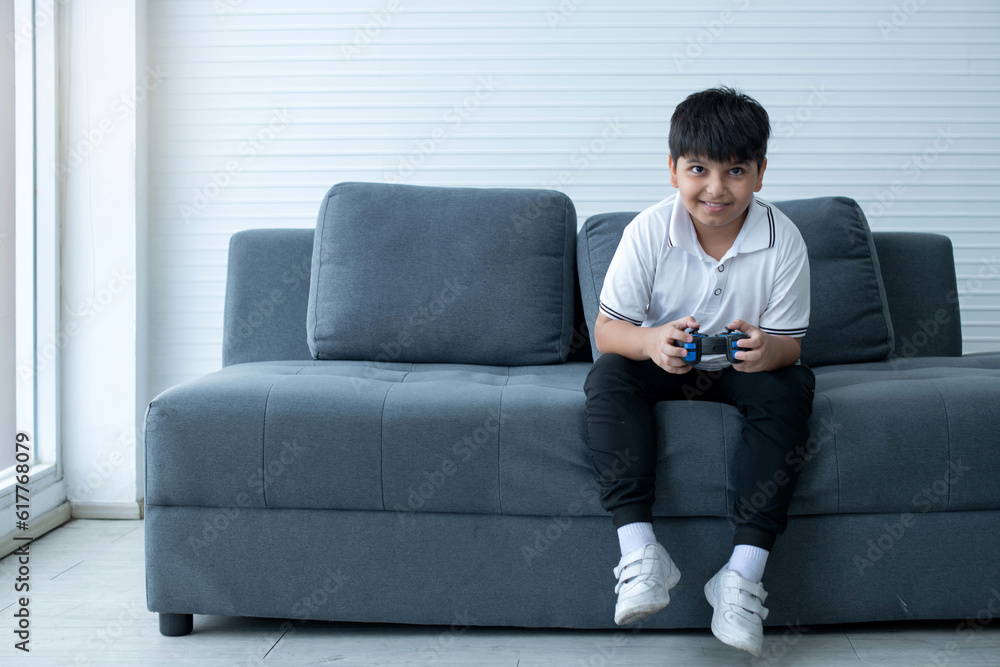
top-left (755, 199), bottom-right (776, 248)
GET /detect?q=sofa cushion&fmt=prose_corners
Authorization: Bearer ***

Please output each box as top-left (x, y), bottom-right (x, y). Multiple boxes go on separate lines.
top-left (811, 356), bottom-right (1000, 514)
top-left (773, 197), bottom-right (894, 366)
top-left (577, 196), bottom-right (895, 367)
top-left (306, 182), bottom-right (577, 365)
top-left (145, 357), bottom-right (1000, 521)
top-left (145, 360), bottom-right (594, 514)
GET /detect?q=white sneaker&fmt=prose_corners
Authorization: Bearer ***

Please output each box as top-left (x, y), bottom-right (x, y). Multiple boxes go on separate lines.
top-left (612, 542), bottom-right (681, 626)
top-left (703, 566), bottom-right (770, 657)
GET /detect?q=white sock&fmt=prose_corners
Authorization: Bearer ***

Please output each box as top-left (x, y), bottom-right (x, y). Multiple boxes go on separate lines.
top-left (617, 522), bottom-right (657, 557)
top-left (727, 544), bottom-right (769, 583)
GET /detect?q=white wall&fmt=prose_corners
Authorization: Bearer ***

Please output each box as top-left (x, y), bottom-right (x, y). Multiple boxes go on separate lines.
top-left (58, 0), bottom-right (143, 516)
top-left (0, 0), bottom-right (14, 473)
top-left (144, 0), bottom-right (1000, 400)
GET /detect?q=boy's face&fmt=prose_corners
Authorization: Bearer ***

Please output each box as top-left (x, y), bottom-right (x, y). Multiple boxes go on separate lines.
top-left (669, 154), bottom-right (767, 234)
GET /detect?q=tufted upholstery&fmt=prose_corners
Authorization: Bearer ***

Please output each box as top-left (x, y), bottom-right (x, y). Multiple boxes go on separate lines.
top-left (145, 356), bottom-right (1000, 520)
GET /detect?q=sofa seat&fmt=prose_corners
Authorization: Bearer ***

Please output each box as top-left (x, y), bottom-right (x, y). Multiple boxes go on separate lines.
top-left (145, 356), bottom-right (1000, 523)
top-left (145, 360), bottom-right (595, 517)
top-left (807, 356), bottom-right (1000, 514)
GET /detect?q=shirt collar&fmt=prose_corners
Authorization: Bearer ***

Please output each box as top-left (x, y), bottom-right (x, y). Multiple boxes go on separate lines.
top-left (667, 195), bottom-right (776, 261)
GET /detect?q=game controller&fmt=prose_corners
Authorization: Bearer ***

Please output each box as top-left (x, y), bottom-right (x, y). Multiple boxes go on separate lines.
top-left (672, 328), bottom-right (749, 365)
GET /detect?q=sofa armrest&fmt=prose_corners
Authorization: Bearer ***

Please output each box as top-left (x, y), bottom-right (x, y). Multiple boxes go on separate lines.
top-left (222, 229), bottom-right (315, 366)
top-left (872, 231), bottom-right (962, 358)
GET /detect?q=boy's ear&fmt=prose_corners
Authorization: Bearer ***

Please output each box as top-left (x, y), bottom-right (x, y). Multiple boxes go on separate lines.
top-left (669, 154), bottom-right (679, 188)
top-left (754, 157), bottom-right (767, 192)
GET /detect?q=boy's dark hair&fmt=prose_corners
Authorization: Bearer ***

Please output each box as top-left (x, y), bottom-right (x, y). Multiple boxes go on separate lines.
top-left (668, 86), bottom-right (770, 169)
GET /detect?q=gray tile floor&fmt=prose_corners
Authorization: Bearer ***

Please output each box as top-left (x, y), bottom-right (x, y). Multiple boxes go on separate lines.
top-left (1, 518), bottom-right (998, 666)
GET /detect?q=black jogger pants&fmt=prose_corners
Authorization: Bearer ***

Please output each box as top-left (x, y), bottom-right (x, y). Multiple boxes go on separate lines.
top-left (584, 353), bottom-right (816, 551)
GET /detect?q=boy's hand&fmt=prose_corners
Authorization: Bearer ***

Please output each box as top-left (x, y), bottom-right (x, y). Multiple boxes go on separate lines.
top-left (727, 319), bottom-right (801, 372)
top-left (646, 315), bottom-right (700, 374)
top-left (726, 320), bottom-right (772, 372)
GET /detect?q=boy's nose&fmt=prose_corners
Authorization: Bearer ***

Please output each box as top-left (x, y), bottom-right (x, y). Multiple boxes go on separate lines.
top-left (705, 176), bottom-right (726, 195)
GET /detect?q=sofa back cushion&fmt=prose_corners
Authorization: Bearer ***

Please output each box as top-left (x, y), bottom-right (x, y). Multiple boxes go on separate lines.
top-left (577, 196), bottom-right (895, 367)
top-left (306, 182), bottom-right (577, 365)
top-left (773, 197), bottom-right (894, 365)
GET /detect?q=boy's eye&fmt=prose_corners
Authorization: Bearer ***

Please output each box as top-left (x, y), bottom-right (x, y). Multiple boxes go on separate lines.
top-left (730, 167), bottom-right (744, 175)
top-left (691, 166), bottom-right (705, 174)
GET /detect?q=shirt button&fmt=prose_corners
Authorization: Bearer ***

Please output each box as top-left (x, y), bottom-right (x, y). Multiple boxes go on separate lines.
top-left (714, 288), bottom-right (722, 296)
top-left (718, 265), bottom-right (725, 272)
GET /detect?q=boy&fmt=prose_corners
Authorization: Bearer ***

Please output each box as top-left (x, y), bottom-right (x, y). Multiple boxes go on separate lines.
top-left (584, 87), bottom-right (815, 657)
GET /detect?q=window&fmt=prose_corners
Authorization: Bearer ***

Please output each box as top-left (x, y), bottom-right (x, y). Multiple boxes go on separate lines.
top-left (0, 0), bottom-right (68, 555)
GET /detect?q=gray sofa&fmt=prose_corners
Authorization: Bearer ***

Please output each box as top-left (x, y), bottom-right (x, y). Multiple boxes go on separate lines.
top-left (145, 182), bottom-right (1000, 637)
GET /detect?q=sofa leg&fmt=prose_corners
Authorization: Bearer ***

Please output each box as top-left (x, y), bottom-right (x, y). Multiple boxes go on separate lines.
top-left (159, 612), bottom-right (193, 636)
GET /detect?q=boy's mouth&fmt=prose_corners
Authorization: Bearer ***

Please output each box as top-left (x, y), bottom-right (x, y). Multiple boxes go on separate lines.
top-left (700, 200), bottom-right (730, 212)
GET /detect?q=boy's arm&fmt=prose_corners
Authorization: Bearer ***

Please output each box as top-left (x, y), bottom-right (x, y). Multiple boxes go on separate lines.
top-left (595, 312), bottom-right (701, 374)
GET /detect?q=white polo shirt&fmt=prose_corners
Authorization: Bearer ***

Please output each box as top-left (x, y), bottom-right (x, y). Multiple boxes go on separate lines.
top-left (599, 193), bottom-right (810, 370)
